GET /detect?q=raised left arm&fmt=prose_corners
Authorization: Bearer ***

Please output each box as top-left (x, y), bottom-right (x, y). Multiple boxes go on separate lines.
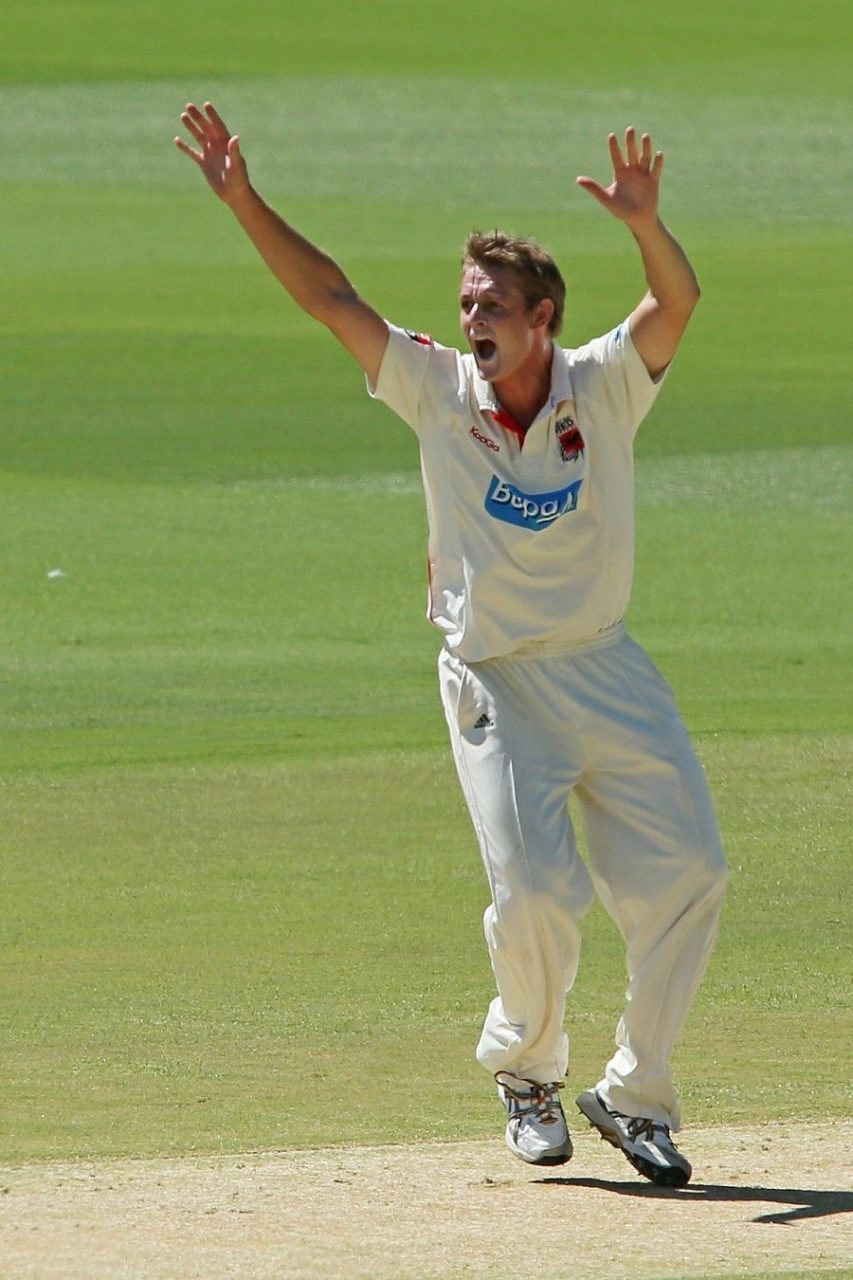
top-left (577, 128), bottom-right (700, 379)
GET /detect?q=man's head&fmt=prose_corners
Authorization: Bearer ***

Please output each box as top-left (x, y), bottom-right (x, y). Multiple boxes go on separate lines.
top-left (462, 231), bottom-right (566, 337)
top-left (459, 231), bottom-right (565, 388)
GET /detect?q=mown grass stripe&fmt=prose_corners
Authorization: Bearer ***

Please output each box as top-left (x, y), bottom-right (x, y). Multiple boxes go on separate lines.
top-left (1, 77), bottom-right (849, 223)
top-left (222, 445), bottom-right (851, 517)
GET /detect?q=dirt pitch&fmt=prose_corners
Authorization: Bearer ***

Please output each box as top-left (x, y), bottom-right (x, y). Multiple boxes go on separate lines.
top-left (1, 1120), bottom-right (851, 1279)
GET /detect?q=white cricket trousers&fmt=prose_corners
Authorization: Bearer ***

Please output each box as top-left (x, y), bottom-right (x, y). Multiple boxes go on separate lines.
top-left (438, 623), bottom-right (727, 1131)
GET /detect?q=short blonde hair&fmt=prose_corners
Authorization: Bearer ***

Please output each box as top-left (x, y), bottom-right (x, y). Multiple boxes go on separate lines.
top-left (462, 230), bottom-right (566, 336)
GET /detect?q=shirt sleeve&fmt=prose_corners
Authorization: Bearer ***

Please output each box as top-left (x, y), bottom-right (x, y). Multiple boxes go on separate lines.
top-left (571, 320), bottom-right (668, 439)
top-left (366, 323), bottom-right (463, 436)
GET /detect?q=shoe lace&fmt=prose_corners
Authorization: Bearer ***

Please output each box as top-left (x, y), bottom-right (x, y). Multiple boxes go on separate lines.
top-left (626, 1116), bottom-right (678, 1149)
top-left (498, 1075), bottom-right (565, 1123)
top-left (626, 1116), bottom-right (655, 1141)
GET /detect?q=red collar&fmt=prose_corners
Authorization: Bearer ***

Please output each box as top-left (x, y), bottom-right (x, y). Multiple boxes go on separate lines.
top-left (492, 407), bottom-right (528, 445)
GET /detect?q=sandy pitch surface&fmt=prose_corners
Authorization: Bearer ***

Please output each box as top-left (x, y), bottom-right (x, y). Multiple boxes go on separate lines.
top-left (1, 1120), bottom-right (851, 1279)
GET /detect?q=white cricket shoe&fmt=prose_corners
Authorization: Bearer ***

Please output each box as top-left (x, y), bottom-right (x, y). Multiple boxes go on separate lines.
top-left (576, 1089), bottom-right (692, 1188)
top-left (495, 1072), bottom-right (573, 1166)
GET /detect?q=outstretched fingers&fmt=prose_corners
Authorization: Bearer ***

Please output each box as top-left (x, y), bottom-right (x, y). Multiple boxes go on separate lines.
top-left (609, 127), bottom-right (661, 176)
top-left (639, 132), bottom-right (664, 178)
top-left (203, 101), bottom-right (232, 136)
top-left (610, 127), bottom-right (665, 181)
top-left (575, 175), bottom-right (610, 207)
top-left (174, 104), bottom-right (211, 164)
top-left (175, 101), bottom-right (235, 163)
top-left (577, 127), bottom-right (665, 223)
top-left (174, 100), bottom-right (250, 205)
top-left (174, 134), bottom-right (204, 165)
top-left (180, 105), bottom-right (207, 143)
top-left (178, 102), bottom-right (233, 149)
top-left (607, 131), bottom-right (624, 171)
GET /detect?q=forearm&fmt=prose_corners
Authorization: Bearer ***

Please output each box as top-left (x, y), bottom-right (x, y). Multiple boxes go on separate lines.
top-left (576, 129), bottom-right (699, 375)
top-left (629, 216), bottom-right (700, 317)
top-left (227, 185), bottom-right (360, 322)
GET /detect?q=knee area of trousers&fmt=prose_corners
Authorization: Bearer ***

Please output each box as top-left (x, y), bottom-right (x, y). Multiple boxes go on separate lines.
top-left (488, 882), bottom-right (584, 936)
top-left (690, 844), bottom-right (729, 904)
top-left (657, 840), bottom-right (727, 919)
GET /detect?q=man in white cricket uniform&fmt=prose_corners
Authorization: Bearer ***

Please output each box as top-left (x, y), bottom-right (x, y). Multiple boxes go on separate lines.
top-left (178, 105), bottom-right (727, 1188)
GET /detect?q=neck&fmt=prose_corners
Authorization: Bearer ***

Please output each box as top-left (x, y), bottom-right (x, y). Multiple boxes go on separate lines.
top-left (492, 344), bottom-right (553, 429)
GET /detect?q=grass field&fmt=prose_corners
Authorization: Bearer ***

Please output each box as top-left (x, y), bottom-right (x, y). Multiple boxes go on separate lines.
top-left (1, 0), bottom-right (851, 1198)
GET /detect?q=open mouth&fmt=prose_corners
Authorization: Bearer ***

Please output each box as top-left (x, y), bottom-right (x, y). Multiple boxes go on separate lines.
top-left (473, 338), bottom-right (497, 362)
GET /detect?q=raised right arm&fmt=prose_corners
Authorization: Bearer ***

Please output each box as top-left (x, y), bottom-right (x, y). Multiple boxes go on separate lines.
top-left (175, 102), bottom-right (389, 384)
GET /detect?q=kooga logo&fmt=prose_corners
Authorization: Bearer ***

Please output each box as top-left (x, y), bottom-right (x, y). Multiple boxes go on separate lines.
top-left (485, 475), bottom-right (583, 530)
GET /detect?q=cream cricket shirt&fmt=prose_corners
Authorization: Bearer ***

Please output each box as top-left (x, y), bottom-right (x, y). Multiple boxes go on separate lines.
top-left (369, 321), bottom-right (666, 662)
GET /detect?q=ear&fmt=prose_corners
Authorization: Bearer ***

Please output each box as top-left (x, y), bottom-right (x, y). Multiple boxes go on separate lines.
top-left (531, 297), bottom-right (555, 332)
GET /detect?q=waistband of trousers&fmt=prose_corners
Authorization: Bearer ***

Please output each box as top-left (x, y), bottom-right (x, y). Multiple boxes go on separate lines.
top-left (476, 620), bottom-right (626, 665)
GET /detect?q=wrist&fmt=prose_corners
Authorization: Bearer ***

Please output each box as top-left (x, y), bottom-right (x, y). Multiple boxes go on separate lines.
top-left (224, 182), bottom-right (257, 215)
top-left (625, 212), bottom-right (667, 243)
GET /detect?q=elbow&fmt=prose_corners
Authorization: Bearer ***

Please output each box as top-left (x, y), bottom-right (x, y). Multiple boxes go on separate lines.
top-left (673, 282), bottom-right (700, 324)
top-left (672, 272), bottom-right (701, 315)
top-left (313, 284), bottom-right (360, 329)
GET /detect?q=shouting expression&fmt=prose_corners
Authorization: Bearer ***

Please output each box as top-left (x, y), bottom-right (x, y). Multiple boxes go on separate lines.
top-left (459, 263), bottom-right (554, 388)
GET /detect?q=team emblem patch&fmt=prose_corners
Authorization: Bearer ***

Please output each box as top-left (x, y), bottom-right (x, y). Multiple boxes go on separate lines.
top-left (405, 329), bottom-right (433, 346)
top-left (555, 415), bottom-right (585, 463)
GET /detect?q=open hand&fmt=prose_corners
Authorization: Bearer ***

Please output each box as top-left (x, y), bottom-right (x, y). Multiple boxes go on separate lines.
top-left (174, 102), bottom-right (250, 205)
top-left (576, 128), bottom-right (662, 227)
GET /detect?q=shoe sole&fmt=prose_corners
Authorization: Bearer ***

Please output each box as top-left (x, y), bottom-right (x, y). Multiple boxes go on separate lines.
top-left (576, 1090), bottom-right (690, 1189)
top-left (505, 1127), bottom-right (573, 1167)
top-left (505, 1136), bottom-right (573, 1166)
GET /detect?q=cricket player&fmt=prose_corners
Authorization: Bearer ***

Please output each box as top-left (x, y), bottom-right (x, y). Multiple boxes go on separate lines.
top-left (176, 103), bottom-right (727, 1189)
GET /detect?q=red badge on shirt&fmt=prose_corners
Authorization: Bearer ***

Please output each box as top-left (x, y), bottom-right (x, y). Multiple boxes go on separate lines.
top-left (556, 416), bottom-right (585, 463)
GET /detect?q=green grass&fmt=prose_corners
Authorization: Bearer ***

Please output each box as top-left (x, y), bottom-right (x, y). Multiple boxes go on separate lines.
top-left (1, 0), bottom-right (851, 1166)
top-left (3, 735), bottom-right (848, 1160)
top-left (3, 0), bottom-right (850, 99)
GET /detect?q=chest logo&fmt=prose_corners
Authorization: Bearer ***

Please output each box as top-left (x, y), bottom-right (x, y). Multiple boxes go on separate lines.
top-left (470, 424), bottom-right (501, 453)
top-left (555, 415), bottom-right (585, 463)
top-left (485, 476), bottom-right (583, 530)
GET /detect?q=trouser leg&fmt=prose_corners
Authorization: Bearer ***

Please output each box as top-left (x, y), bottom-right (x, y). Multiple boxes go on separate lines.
top-left (575, 637), bottom-right (728, 1130)
top-left (438, 649), bottom-right (594, 1084)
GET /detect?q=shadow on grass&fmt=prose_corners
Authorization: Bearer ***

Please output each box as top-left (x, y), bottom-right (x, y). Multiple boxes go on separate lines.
top-left (534, 1176), bottom-right (853, 1224)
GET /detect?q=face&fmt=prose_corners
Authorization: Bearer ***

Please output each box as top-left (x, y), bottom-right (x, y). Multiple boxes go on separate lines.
top-left (459, 263), bottom-right (552, 386)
